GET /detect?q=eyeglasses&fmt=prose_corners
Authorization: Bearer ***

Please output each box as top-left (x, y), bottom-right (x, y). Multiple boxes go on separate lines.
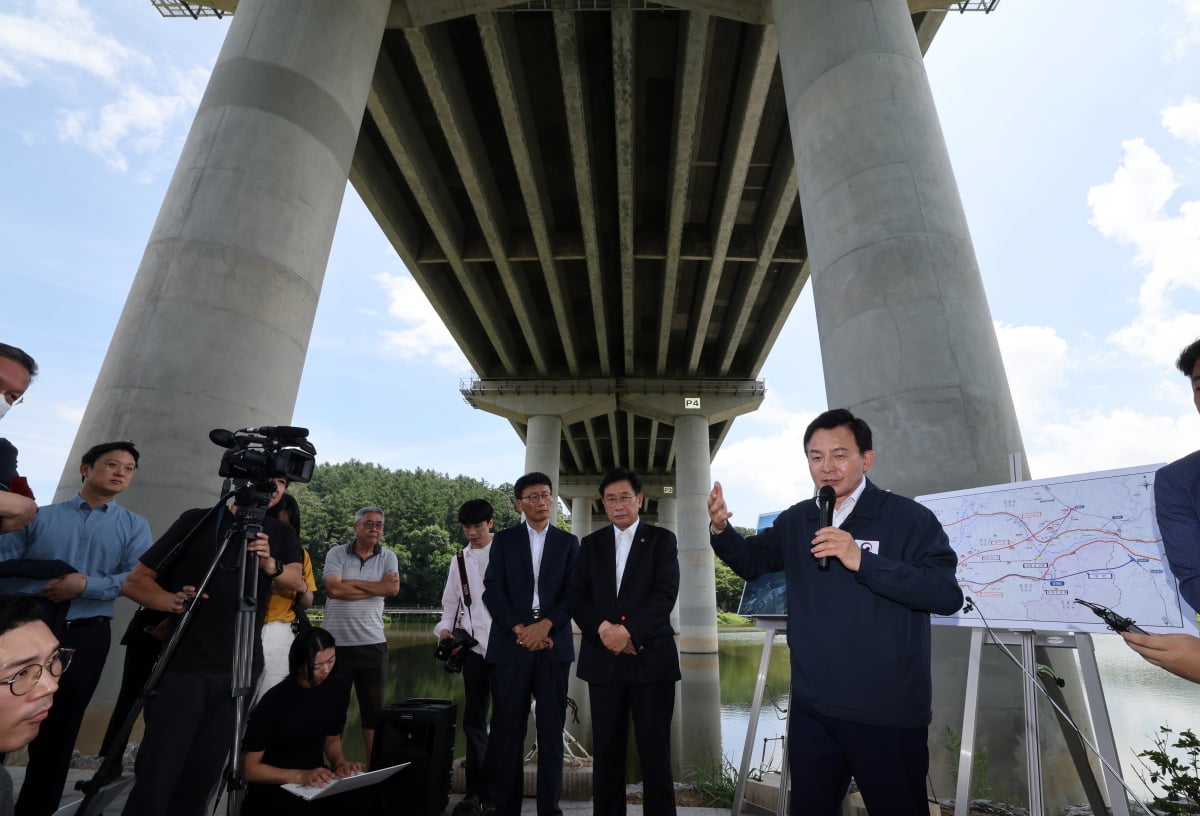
top-left (357, 521), bottom-right (384, 530)
top-left (602, 494), bottom-right (638, 506)
top-left (102, 460), bottom-right (137, 475)
top-left (1, 648), bottom-right (74, 696)
top-left (520, 492), bottom-right (554, 504)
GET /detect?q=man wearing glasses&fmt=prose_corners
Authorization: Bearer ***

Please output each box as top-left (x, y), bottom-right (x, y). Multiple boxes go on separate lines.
top-left (0, 595), bottom-right (73, 816)
top-left (483, 472), bottom-right (579, 816)
top-left (0, 343), bottom-right (38, 534)
top-left (567, 468), bottom-right (680, 816)
top-left (321, 506), bottom-right (399, 759)
top-left (0, 442), bottom-right (152, 816)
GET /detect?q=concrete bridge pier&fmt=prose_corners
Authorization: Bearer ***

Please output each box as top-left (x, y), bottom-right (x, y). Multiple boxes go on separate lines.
top-left (774, 0), bottom-right (1026, 497)
top-left (48, 0), bottom-right (391, 751)
top-left (55, 0), bottom-right (392, 527)
top-left (524, 415), bottom-right (563, 493)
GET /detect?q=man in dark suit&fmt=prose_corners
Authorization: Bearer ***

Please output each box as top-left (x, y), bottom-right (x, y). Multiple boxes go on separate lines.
top-left (568, 468), bottom-right (680, 816)
top-left (483, 472), bottom-right (579, 816)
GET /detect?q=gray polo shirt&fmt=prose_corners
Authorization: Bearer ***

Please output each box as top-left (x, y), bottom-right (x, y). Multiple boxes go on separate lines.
top-left (322, 542), bottom-right (399, 647)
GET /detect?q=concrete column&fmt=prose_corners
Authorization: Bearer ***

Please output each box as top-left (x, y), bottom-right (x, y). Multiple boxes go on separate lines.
top-left (56, 0), bottom-right (392, 527)
top-left (51, 0), bottom-right (391, 752)
top-left (570, 495), bottom-right (593, 539)
top-left (524, 415), bottom-right (563, 494)
top-left (773, 0), bottom-right (1026, 498)
top-left (675, 414), bottom-right (717, 653)
top-left (656, 496), bottom-right (681, 633)
top-left (657, 496), bottom-right (677, 534)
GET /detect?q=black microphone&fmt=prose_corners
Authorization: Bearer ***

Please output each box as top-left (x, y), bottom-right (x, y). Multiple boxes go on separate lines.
top-left (243, 425), bottom-right (310, 438)
top-left (817, 485), bottom-right (836, 571)
top-left (209, 429), bottom-right (237, 449)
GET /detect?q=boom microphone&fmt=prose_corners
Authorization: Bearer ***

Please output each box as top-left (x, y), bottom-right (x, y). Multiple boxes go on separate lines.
top-left (817, 485), bottom-right (836, 571)
top-left (243, 425), bottom-right (310, 438)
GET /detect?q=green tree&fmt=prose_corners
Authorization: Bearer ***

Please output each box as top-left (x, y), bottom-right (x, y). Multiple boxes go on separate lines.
top-left (714, 560), bottom-right (745, 613)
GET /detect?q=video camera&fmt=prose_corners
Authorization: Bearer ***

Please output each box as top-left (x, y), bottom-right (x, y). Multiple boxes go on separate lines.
top-left (435, 627), bottom-right (479, 674)
top-left (209, 425), bottom-right (316, 485)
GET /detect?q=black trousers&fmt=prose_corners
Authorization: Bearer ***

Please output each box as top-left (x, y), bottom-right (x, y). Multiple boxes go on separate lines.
top-left (588, 675), bottom-right (676, 816)
top-left (99, 623), bottom-right (163, 758)
top-left (488, 652), bottom-right (569, 816)
top-left (786, 706), bottom-right (929, 816)
top-left (16, 618), bottom-right (110, 816)
top-left (120, 671), bottom-right (235, 816)
top-left (460, 650), bottom-right (494, 800)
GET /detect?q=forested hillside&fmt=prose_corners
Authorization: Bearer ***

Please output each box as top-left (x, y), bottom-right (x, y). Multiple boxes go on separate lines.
top-left (291, 460), bottom-right (522, 607)
top-left (290, 460), bottom-right (747, 612)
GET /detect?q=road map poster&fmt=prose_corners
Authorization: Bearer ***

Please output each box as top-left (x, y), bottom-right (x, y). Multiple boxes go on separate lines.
top-left (918, 465), bottom-right (1198, 635)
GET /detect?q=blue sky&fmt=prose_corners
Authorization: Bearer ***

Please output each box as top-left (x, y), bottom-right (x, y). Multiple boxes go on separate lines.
top-left (2, 0), bottom-right (1200, 521)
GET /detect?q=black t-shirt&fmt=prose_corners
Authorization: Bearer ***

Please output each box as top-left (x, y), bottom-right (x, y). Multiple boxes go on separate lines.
top-left (244, 674), bottom-right (350, 773)
top-left (140, 505), bottom-right (302, 673)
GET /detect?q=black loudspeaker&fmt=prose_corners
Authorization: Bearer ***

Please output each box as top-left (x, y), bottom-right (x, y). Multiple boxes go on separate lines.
top-left (371, 698), bottom-right (457, 816)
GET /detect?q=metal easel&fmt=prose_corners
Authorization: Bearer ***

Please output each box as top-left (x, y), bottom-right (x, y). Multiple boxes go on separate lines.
top-left (731, 617), bottom-right (790, 816)
top-left (954, 453), bottom-right (1130, 816)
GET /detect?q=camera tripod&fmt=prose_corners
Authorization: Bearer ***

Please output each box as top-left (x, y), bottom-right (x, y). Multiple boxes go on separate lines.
top-left (76, 480), bottom-right (278, 816)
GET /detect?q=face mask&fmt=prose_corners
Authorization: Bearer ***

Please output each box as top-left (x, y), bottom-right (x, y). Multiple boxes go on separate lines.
top-left (0, 401), bottom-right (9, 422)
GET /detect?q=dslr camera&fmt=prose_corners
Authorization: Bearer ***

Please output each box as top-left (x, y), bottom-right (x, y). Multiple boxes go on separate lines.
top-left (435, 627), bottom-right (479, 674)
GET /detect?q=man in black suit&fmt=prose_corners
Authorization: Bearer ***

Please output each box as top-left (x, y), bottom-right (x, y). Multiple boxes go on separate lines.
top-left (568, 468), bottom-right (680, 816)
top-left (483, 472), bottom-right (580, 816)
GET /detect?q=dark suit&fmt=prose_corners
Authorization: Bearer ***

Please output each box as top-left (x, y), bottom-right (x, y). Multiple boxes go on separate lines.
top-left (483, 523), bottom-right (580, 816)
top-left (568, 520), bottom-right (680, 816)
top-left (1156, 450), bottom-right (1200, 612)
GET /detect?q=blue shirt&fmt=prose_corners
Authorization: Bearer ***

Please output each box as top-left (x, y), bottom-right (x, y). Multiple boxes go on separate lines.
top-left (0, 494), bottom-right (153, 619)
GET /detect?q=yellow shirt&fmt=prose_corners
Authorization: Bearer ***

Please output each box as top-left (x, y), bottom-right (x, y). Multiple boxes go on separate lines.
top-left (263, 549), bottom-right (316, 623)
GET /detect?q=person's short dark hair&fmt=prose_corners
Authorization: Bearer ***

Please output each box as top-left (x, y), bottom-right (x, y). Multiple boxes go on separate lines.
top-left (803, 408), bottom-right (873, 454)
top-left (458, 499), bottom-right (494, 525)
top-left (288, 626), bottom-right (336, 686)
top-left (598, 467), bottom-right (641, 496)
top-left (81, 441), bottom-right (140, 468)
top-left (514, 472), bottom-right (553, 499)
top-left (0, 594), bottom-right (46, 638)
top-left (1177, 338), bottom-right (1200, 378)
top-left (269, 492), bottom-right (302, 536)
top-left (0, 344), bottom-right (37, 380)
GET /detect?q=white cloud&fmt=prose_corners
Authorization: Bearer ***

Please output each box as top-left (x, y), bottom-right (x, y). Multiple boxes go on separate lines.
top-left (374, 273), bottom-right (466, 369)
top-left (711, 390), bottom-right (823, 515)
top-left (993, 322), bottom-right (1072, 423)
top-left (1167, 0), bottom-right (1200, 59)
top-left (1163, 98), bottom-right (1200, 145)
top-left (52, 402), bottom-right (85, 425)
top-left (1023, 408), bottom-right (1195, 480)
top-left (0, 0), bottom-right (137, 83)
top-left (1088, 138), bottom-right (1200, 368)
top-left (56, 71), bottom-right (205, 171)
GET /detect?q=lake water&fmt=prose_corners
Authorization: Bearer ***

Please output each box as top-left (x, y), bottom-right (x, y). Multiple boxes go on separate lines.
top-left (350, 621), bottom-right (1200, 811)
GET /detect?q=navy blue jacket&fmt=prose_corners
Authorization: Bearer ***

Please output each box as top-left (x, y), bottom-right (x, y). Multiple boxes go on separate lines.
top-left (1155, 450), bottom-right (1200, 612)
top-left (483, 522), bottom-right (579, 665)
top-left (711, 479), bottom-right (962, 728)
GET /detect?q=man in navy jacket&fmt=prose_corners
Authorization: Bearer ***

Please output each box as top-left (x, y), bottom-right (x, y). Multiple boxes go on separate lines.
top-left (708, 408), bottom-right (962, 816)
top-left (1125, 337), bottom-right (1200, 681)
top-left (483, 472), bottom-right (579, 816)
top-left (568, 467), bottom-right (680, 816)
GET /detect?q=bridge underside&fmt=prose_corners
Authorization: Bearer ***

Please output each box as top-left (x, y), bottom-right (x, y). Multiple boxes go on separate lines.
top-left (346, 1), bottom-right (947, 510)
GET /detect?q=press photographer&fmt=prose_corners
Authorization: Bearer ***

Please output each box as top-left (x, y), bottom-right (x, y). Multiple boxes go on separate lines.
top-left (433, 499), bottom-right (496, 815)
top-left (116, 426), bottom-right (314, 816)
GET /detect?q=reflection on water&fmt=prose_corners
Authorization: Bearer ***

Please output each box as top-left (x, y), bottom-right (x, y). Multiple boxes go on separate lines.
top-left (350, 621), bottom-right (1197, 808)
